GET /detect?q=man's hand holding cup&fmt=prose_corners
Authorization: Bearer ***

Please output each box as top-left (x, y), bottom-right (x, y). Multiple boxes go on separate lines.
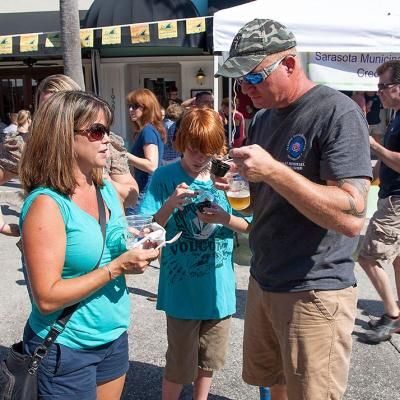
top-left (230, 144), bottom-right (277, 183)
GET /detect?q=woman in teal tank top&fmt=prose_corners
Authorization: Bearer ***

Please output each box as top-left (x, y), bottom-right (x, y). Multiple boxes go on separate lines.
top-left (18, 91), bottom-right (159, 399)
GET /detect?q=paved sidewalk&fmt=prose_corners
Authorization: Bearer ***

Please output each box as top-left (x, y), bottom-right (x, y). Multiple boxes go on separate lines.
top-left (0, 182), bottom-right (399, 399)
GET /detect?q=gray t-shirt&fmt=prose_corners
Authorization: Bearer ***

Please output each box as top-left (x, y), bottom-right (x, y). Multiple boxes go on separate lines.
top-left (247, 85), bottom-right (372, 292)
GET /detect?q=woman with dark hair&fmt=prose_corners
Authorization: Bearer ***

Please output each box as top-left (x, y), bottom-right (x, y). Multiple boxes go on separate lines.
top-left (19, 91), bottom-right (159, 399)
top-left (126, 88), bottom-right (166, 212)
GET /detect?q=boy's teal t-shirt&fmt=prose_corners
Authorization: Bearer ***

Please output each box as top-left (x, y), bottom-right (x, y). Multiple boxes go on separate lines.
top-left (20, 180), bottom-right (130, 349)
top-left (140, 161), bottom-right (236, 320)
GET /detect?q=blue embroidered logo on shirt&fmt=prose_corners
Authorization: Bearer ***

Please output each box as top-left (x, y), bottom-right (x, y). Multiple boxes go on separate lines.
top-left (287, 134), bottom-right (306, 161)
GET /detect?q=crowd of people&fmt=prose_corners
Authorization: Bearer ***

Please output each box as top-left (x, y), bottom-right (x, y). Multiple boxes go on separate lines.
top-left (0, 16), bottom-right (400, 400)
top-left (350, 90), bottom-right (388, 144)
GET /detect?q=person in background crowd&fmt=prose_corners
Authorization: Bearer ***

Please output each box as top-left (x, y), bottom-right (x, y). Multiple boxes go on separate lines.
top-left (35, 74), bottom-right (138, 208)
top-left (162, 103), bottom-right (185, 165)
top-left (2, 113), bottom-right (18, 135)
top-left (16, 110), bottom-right (32, 135)
top-left (195, 91), bottom-right (214, 109)
top-left (167, 86), bottom-right (183, 106)
top-left (126, 88), bottom-right (166, 213)
top-left (351, 91), bottom-right (367, 115)
top-left (0, 110), bottom-right (32, 237)
top-left (181, 91), bottom-right (214, 109)
top-left (215, 18), bottom-right (371, 400)
top-left (161, 107), bottom-right (166, 120)
top-left (0, 117), bottom-right (6, 133)
top-left (358, 60), bottom-right (400, 344)
top-left (34, 74), bottom-right (79, 107)
top-left (0, 109), bottom-right (31, 186)
top-left (140, 107), bottom-right (250, 400)
top-left (19, 90), bottom-right (159, 399)
top-left (365, 91), bottom-right (384, 144)
top-left (219, 97), bottom-right (246, 148)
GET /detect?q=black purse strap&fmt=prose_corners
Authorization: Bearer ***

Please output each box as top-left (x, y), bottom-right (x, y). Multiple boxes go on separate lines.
top-left (28, 186), bottom-right (107, 373)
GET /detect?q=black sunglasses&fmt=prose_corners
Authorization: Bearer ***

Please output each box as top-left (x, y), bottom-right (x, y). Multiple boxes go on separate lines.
top-left (377, 82), bottom-right (399, 91)
top-left (74, 123), bottom-right (110, 142)
top-left (128, 103), bottom-right (142, 110)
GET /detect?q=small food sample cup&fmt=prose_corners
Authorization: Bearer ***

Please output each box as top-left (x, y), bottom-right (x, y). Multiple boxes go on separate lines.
top-left (196, 199), bottom-right (212, 213)
top-left (123, 215), bottom-right (153, 249)
top-left (211, 159), bottom-right (230, 177)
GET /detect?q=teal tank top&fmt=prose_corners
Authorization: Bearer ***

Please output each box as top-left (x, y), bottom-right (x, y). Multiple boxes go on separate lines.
top-left (20, 180), bottom-right (130, 349)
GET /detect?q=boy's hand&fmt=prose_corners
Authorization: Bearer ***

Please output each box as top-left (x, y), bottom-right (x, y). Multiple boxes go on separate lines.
top-left (166, 183), bottom-right (197, 211)
top-left (196, 204), bottom-right (230, 225)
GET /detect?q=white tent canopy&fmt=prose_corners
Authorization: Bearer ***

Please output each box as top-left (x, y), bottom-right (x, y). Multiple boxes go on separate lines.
top-left (212, 0), bottom-right (400, 142)
top-left (213, 0), bottom-right (400, 53)
top-left (212, 0), bottom-right (400, 93)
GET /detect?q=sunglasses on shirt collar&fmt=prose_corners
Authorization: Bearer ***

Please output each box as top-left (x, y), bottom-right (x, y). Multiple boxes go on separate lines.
top-left (74, 123), bottom-right (110, 142)
top-left (236, 55), bottom-right (295, 86)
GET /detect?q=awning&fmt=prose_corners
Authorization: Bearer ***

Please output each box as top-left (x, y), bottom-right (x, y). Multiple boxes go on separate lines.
top-left (0, 0), bottom-right (211, 60)
top-left (82, 0), bottom-right (211, 56)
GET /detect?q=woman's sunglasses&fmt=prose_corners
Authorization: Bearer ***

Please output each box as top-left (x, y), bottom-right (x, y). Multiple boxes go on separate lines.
top-left (128, 103), bottom-right (142, 110)
top-left (74, 123), bottom-right (110, 142)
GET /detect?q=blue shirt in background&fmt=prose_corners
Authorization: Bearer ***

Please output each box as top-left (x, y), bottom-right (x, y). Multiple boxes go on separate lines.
top-left (130, 123), bottom-right (164, 193)
top-left (162, 119), bottom-right (181, 162)
top-left (140, 161), bottom-right (236, 320)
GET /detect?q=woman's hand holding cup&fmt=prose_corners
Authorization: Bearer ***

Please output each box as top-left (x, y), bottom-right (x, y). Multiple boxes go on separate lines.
top-left (110, 247), bottom-right (160, 276)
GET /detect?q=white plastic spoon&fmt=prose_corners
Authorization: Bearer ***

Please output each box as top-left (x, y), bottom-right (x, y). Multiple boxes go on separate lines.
top-left (155, 231), bottom-right (182, 250)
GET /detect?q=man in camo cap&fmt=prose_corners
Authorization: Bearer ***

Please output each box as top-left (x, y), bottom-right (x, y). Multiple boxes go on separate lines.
top-left (215, 19), bottom-right (372, 399)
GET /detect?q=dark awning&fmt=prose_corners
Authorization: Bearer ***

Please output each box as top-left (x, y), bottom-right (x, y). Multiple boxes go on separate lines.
top-left (0, 10), bottom-right (88, 36)
top-left (84, 0), bottom-right (199, 27)
top-left (0, 10), bottom-right (89, 62)
top-left (82, 0), bottom-right (211, 57)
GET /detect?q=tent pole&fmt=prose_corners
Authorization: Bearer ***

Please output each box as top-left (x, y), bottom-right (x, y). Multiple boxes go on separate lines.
top-left (228, 78), bottom-right (233, 148)
top-left (213, 55), bottom-right (220, 111)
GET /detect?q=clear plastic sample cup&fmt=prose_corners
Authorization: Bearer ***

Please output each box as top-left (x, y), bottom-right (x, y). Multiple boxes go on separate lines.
top-left (122, 214), bottom-right (153, 249)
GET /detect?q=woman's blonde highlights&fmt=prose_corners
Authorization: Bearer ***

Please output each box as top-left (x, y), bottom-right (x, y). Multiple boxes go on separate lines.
top-left (20, 91), bottom-right (113, 195)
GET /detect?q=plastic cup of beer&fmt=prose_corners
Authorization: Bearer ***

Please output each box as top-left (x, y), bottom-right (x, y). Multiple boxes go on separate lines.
top-left (226, 174), bottom-right (250, 211)
top-left (123, 215), bottom-right (153, 249)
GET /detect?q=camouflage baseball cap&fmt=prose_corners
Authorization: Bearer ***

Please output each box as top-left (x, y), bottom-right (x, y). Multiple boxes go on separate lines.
top-left (215, 19), bottom-right (296, 78)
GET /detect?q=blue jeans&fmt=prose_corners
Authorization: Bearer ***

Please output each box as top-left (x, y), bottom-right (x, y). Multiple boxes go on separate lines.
top-left (23, 324), bottom-right (129, 399)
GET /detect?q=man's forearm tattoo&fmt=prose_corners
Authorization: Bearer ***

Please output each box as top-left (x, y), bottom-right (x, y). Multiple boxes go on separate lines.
top-left (338, 178), bottom-right (369, 218)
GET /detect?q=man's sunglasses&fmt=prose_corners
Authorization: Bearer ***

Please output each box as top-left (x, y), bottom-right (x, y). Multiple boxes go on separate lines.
top-left (128, 103), bottom-right (142, 110)
top-left (74, 123), bottom-right (110, 142)
top-left (377, 82), bottom-right (399, 91)
top-left (236, 55), bottom-right (293, 86)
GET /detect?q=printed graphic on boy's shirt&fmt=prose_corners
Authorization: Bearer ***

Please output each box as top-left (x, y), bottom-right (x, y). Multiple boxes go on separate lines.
top-left (174, 202), bottom-right (216, 240)
top-left (165, 239), bottom-right (230, 284)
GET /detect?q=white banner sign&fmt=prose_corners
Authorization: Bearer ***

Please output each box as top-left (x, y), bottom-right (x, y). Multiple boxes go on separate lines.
top-left (308, 52), bottom-right (400, 91)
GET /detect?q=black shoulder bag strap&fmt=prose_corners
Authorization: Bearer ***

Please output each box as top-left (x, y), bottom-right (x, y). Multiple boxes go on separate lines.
top-left (28, 186), bottom-right (107, 373)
